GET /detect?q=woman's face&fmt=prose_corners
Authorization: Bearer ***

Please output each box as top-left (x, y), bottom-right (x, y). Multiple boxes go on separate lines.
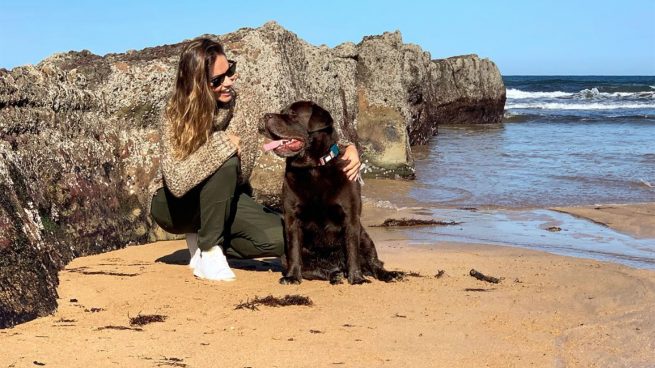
top-left (210, 55), bottom-right (236, 103)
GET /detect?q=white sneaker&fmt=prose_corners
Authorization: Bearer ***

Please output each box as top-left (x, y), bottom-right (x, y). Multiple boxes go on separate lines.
top-left (186, 233), bottom-right (200, 269)
top-left (193, 246), bottom-right (236, 281)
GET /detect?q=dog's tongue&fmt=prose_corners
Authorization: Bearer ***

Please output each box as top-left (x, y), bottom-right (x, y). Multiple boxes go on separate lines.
top-left (263, 139), bottom-right (286, 152)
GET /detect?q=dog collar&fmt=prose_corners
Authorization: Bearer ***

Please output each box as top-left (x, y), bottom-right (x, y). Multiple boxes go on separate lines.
top-left (318, 144), bottom-right (339, 166)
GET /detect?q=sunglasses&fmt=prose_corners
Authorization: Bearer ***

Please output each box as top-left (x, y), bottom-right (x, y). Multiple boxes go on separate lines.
top-left (210, 60), bottom-right (237, 88)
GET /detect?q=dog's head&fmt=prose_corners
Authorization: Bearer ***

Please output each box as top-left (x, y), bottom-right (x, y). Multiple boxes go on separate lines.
top-left (261, 101), bottom-right (337, 162)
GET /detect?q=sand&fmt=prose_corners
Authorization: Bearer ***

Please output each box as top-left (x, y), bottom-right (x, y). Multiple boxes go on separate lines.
top-left (1, 200), bottom-right (654, 367)
top-left (552, 203), bottom-right (655, 239)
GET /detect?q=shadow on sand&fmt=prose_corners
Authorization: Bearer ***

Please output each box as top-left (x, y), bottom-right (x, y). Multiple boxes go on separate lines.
top-left (155, 248), bottom-right (283, 272)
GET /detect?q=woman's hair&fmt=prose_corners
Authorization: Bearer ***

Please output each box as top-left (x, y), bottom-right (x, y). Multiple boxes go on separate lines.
top-left (165, 38), bottom-right (225, 159)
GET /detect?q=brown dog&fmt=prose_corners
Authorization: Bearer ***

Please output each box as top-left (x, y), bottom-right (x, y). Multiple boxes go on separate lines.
top-left (261, 101), bottom-right (403, 285)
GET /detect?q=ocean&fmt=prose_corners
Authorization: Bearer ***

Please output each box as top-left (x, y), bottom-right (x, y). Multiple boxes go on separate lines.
top-left (388, 76), bottom-right (655, 269)
top-left (411, 75), bottom-right (655, 208)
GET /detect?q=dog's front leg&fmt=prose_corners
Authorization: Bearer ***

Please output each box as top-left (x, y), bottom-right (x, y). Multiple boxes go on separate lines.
top-left (346, 218), bottom-right (368, 285)
top-left (280, 211), bottom-right (303, 285)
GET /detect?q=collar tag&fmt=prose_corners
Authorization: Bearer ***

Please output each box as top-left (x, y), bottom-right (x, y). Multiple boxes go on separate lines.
top-left (318, 144), bottom-right (339, 166)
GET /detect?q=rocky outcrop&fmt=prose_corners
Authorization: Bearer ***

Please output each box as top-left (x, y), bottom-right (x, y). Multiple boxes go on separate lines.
top-left (0, 150), bottom-right (61, 327)
top-left (428, 55), bottom-right (506, 133)
top-left (0, 22), bottom-right (504, 327)
top-left (347, 33), bottom-right (505, 174)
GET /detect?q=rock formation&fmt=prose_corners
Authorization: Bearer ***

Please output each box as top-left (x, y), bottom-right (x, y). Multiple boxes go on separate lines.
top-left (0, 21), bottom-right (505, 327)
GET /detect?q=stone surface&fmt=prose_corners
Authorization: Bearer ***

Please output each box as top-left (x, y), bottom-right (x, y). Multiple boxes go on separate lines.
top-left (0, 22), bottom-right (505, 327)
top-left (428, 54), bottom-right (506, 134)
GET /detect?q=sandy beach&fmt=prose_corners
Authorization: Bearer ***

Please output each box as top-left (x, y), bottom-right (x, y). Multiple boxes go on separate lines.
top-left (1, 197), bottom-right (654, 367)
top-left (1, 4), bottom-right (653, 367)
top-left (552, 203), bottom-right (655, 239)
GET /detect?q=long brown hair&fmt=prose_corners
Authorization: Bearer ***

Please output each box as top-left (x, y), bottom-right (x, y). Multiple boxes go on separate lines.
top-left (166, 38), bottom-right (224, 159)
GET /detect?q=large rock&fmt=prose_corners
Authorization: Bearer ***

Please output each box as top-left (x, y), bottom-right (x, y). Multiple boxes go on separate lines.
top-left (0, 148), bottom-right (60, 327)
top-left (428, 54), bottom-right (506, 134)
top-left (0, 22), bottom-right (505, 327)
top-left (343, 33), bottom-right (506, 176)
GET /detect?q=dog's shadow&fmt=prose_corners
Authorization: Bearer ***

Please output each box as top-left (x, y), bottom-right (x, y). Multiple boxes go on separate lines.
top-left (155, 249), bottom-right (283, 272)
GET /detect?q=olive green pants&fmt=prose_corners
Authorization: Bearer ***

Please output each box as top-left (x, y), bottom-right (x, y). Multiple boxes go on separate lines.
top-left (150, 157), bottom-right (284, 259)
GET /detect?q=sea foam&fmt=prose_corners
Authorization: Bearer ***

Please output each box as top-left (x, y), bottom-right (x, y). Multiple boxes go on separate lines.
top-left (507, 102), bottom-right (654, 110)
top-left (507, 88), bottom-right (654, 100)
top-left (506, 89), bottom-right (572, 99)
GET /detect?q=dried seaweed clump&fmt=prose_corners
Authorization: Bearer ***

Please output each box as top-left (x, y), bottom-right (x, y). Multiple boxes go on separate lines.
top-left (97, 325), bottom-right (143, 331)
top-left (130, 314), bottom-right (167, 326)
top-left (235, 294), bottom-right (313, 311)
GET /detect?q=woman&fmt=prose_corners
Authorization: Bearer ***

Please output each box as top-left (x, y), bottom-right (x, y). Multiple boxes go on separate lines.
top-left (149, 38), bottom-right (361, 281)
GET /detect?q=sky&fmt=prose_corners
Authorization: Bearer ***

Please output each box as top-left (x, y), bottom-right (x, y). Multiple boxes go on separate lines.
top-left (1, 0), bottom-right (654, 75)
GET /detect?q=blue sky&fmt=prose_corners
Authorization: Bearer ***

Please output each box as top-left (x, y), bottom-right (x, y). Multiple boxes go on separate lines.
top-left (1, 0), bottom-right (654, 75)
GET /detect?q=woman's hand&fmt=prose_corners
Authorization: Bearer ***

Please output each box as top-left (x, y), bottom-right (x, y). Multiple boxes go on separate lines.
top-left (340, 144), bottom-right (361, 181)
top-left (228, 134), bottom-right (241, 156)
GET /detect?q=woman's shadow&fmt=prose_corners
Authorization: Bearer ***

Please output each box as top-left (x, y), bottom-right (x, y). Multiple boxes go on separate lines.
top-left (155, 248), bottom-right (283, 272)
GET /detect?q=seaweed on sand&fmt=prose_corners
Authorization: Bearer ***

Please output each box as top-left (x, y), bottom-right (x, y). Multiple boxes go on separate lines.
top-left (67, 267), bottom-right (139, 277)
top-left (96, 325), bottom-right (143, 331)
top-left (129, 314), bottom-right (167, 326)
top-left (406, 271), bottom-right (423, 278)
top-left (235, 294), bottom-right (313, 311)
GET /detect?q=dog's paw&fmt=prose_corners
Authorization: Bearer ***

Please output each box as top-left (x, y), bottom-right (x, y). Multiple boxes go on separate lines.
top-left (279, 276), bottom-right (302, 285)
top-left (329, 273), bottom-right (344, 285)
top-left (347, 271), bottom-right (370, 285)
top-left (378, 270), bottom-right (406, 283)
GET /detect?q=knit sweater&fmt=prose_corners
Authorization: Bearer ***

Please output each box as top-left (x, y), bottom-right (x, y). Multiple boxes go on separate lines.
top-left (148, 100), bottom-right (237, 199)
top-left (148, 96), bottom-right (355, 201)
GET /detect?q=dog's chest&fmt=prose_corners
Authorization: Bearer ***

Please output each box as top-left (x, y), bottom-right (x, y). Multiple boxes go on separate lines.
top-left (294, 201), bottom-right (347, 249)
top-left (285, 167), bottom-right (349, 199)
top-left (284, 167), bottom-right (353, 230)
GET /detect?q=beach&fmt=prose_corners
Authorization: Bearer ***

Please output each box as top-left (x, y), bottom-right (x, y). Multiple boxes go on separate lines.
top-left (552, 203), bottom-right (655, 239)
top-left (0, 2), bottom-right (653, 365)
top-left (1, 76), bottom-right (653, 367)
top-left (1, 195), bottom-right (653, 367)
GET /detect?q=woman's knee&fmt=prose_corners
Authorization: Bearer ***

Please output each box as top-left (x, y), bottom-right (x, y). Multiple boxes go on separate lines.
top-left (237, 227), bottom-right (285, 258)
top-left (150, 195), bottom-right (177, 233)
top-left (150, 188), bottom-right (196, 234)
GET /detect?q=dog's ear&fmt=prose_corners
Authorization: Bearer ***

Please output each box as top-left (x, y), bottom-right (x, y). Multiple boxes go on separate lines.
top-left (283, 101), bottom-right (313, 125)
top-left (307, 103), bottom-right (333, 132)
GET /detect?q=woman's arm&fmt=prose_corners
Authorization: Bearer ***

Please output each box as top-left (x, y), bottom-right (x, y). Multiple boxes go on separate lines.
top-left (161, 119), bottom-right (237, 197)
top-left (333, 123), bottom-right (361, 182)
top-left (340, 144), bottom-right (361, 181)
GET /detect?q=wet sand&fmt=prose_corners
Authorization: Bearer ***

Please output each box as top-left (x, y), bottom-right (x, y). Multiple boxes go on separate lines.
top-left (1, 200), bottom-right (654, 367)
top-left (363, 179), bottom-right (655, 269)
top-left (552, 203), bottom-right (655, 239)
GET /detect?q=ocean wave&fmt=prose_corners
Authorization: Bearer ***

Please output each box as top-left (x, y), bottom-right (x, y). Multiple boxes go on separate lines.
top-left (503, 110), bottom-right (654, 122)
top-left (549, 174), bottom-right (654, 190)
top-left (502, 111), bottom-right (539, 123)
top-left (575, 88), bottom-right (654, 99)
top-left (507, 87), bottom-right (654, 101)
top-left (506, 89), bottom-right (572, 99)
top-left (506, 102), bottom-right (655, 110)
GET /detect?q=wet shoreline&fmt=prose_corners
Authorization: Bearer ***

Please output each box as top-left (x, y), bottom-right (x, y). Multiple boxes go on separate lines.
top-left (362, 179), bottom-right (655, 270)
